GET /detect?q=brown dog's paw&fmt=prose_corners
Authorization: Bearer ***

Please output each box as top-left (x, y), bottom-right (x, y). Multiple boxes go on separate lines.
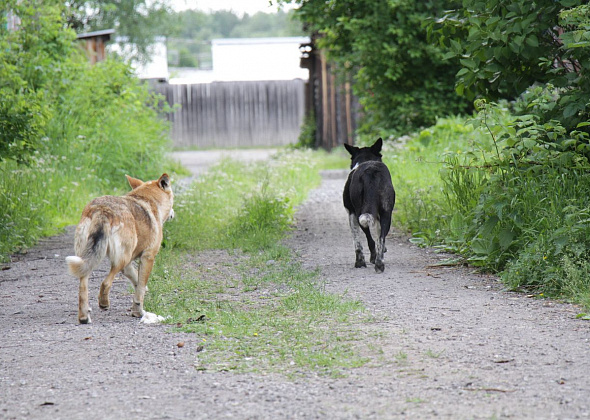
top-left (131, 307), bottom-right (145, 318)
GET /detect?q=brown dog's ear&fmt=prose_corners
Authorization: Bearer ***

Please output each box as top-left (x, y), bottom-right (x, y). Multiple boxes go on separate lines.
top-left (344, 143), bottom-right (358, 156)
top-left (158, 173), bottom-right (172, 191)
top-left (371, 138), bottom-right (383, 154)
top-left (126, 175), bottom-right (143, 190)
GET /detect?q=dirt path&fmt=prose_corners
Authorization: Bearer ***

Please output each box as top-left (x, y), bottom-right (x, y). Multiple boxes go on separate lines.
top-left (1, 153), bottom-right (589, 419)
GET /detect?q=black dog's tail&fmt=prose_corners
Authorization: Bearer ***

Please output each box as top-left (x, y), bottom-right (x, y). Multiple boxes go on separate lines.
top-left (358, 174), bottom-right (382, 228)
top-left (359, 213), bottom-right (375, 229)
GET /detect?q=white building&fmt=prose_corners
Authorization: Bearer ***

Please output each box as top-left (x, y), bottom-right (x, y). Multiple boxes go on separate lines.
top-left (169, 36), bottom-right (310, 84)
top-left (109, 36), bottom-right (169, 81)
top-left (212, 37), bottom-right (309, 81)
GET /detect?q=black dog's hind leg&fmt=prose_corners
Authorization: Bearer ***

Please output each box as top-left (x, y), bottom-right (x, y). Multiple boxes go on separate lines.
top-left (362, 226), bottom-right (376, 264)
top-left (348, 213), bottom-right (367, 268)
top-left (368, 218), bottom-right (384, 273)
top-left (375, 210), bottom-right (392, 273)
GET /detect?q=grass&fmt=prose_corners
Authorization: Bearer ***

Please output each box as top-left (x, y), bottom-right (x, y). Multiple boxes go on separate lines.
top-left (376, 105), bottom-right (590, 310)
top-left (0, 57), bottom-right (183, 262)
top-left (0, 156), bottom-right (100, 259)
top-left (379, 116), bottom-right (477, 245)
top-left (146, 150), bottom-right (377, 377)
top-left (0, 152), bottom-right (185, 261)
top-left (149, 247), bottom-right (369, 376)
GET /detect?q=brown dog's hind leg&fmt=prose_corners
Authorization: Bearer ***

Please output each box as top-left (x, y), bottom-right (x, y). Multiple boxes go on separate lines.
top-left (122, 263), bottom-right (139, 289)
top-left (131, 255), bottom-right (155, 317)
top-left (79, 275), bottom-right (92, 324)
top-left (98, 262), bottom-right (126, 309)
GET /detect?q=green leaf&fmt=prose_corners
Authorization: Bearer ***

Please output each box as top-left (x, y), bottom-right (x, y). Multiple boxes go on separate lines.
top-left (450, 38), bottom-right (463, 53)
top-left (485, 16), bottom-right (501, 26)
top-left (480, 215), bottom-right (499, 237)
top-left (460, 58), bottom-right (477, 69)
top-left (523, 139), bottom-right (537, 149)
top-left (563, 103), bottom-right (580, 118)
top-left (526, 35), bottom-right (539, 47)
top-left (499, 229), bottom-right (515, 250)
top-left (456, 83), bottom-right (465, 96)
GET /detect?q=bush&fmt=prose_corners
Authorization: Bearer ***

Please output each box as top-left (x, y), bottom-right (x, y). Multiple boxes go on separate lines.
top-left (393, 101), bottom-right (590, 307)
top-left (161, 150), bottom-right (322, 254)
top-left (0, 0), bottom-right (75, 164)
top-left (381, 116), bottom-right (476, 244)
top-left (0, 2), bottom-right (173, 260)
top-left (229, 186), bottom-right (292, 251)
top-left (431, 0), bottom-right (590, 133)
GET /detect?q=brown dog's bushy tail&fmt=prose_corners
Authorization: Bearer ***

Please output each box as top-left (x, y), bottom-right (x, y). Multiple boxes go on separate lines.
top-left (66, 216), bottom-right (109, 278)
top-left (65, 256), bottom-right (88, 277)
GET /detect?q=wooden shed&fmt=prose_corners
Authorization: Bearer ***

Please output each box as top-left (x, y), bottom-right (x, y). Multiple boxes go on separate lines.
top-left (76, 29), bottom-right (115, 64)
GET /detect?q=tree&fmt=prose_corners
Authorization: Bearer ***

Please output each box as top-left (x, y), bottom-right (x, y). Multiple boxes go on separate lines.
top-left (431, 0), bottom-right (588, 131)
top-left (277, 0), bottom-right (471, 135)
top-left (65, 0), bottom-right (172, 63)
top-left (0, 0), bottom-right (76, 163)
top-left (166, 9), bottom-right (304, 69)
top-left (230, 10), bottom-right (303, 38)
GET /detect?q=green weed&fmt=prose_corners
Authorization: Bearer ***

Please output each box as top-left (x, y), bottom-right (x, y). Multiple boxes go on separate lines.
top-left (381, 116), bottom-right (476, 244)
top-left (0, 57), bottom-right (177, 261)
top-left (383, 101), bottom-right (590, 309)
top-left (147, 152), bottom-right (376, 376)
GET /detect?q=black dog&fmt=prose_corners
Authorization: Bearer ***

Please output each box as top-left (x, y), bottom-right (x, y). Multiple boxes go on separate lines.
top-left (343, 138), bottom-right (395, 273)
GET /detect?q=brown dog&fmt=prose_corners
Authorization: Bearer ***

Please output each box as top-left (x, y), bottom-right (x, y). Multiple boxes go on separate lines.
top-left (66, 174), bottom-right (174, 324)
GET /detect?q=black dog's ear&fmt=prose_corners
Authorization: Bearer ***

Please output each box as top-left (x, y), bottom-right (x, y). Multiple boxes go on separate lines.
top-left (371, 138), bottom-right (383, 154)
top-left (344, 143), bottom-right (358, 156)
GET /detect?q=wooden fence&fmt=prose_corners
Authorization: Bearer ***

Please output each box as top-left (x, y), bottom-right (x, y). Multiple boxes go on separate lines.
top-left (151, 80), bottom-right (306, 148)
top-left (300, 39), bottom-right (360, 150)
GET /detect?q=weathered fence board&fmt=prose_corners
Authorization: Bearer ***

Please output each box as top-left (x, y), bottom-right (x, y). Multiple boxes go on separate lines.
top-left (151, 80), bottom-right (306, 148)
top-left (300, 40), bottom-right (360, 150)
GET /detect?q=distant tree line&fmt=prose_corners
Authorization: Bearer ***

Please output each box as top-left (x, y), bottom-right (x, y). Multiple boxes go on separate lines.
top-left (65, 0), bottom-right (172, 63)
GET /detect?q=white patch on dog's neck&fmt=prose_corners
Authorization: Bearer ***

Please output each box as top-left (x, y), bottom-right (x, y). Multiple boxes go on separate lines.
top-left (352, 162), bottom-right (359, 171)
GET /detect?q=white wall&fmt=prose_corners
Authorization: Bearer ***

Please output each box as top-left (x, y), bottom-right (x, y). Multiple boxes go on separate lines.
top-left (109, 37), bottom-right (169, 80)
top-left (211, 37), bottom-right (309, 81)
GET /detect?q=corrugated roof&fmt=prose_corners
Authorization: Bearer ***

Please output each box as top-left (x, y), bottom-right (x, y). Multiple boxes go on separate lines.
top-left (76, 29), bottom-right (115, 40)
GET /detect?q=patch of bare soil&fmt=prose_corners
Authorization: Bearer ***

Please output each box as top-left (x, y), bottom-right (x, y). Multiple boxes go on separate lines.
top-left (1, 157), bottom-right (589, 419)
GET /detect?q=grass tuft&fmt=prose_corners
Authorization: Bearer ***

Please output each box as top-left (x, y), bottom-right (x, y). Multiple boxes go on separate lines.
top-left (147, 151), bottom-right (376, 377)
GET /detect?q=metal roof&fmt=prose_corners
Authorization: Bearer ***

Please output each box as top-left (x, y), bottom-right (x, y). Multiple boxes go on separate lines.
top-left (76, 29), bottom-right (115, 40)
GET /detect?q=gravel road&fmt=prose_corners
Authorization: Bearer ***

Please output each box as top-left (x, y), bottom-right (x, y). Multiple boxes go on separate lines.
top-left (1, 150), bottom-right (589, 419)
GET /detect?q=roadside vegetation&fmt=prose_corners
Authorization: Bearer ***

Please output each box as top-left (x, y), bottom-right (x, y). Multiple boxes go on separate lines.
top-left (383, 100), bottom-right (590, 309)
top-left (0, 1), bottom-right (178, 261)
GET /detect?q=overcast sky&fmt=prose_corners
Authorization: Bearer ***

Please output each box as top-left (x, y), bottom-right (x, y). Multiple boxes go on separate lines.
top-left (170, 0), bottom-right (295, 15)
